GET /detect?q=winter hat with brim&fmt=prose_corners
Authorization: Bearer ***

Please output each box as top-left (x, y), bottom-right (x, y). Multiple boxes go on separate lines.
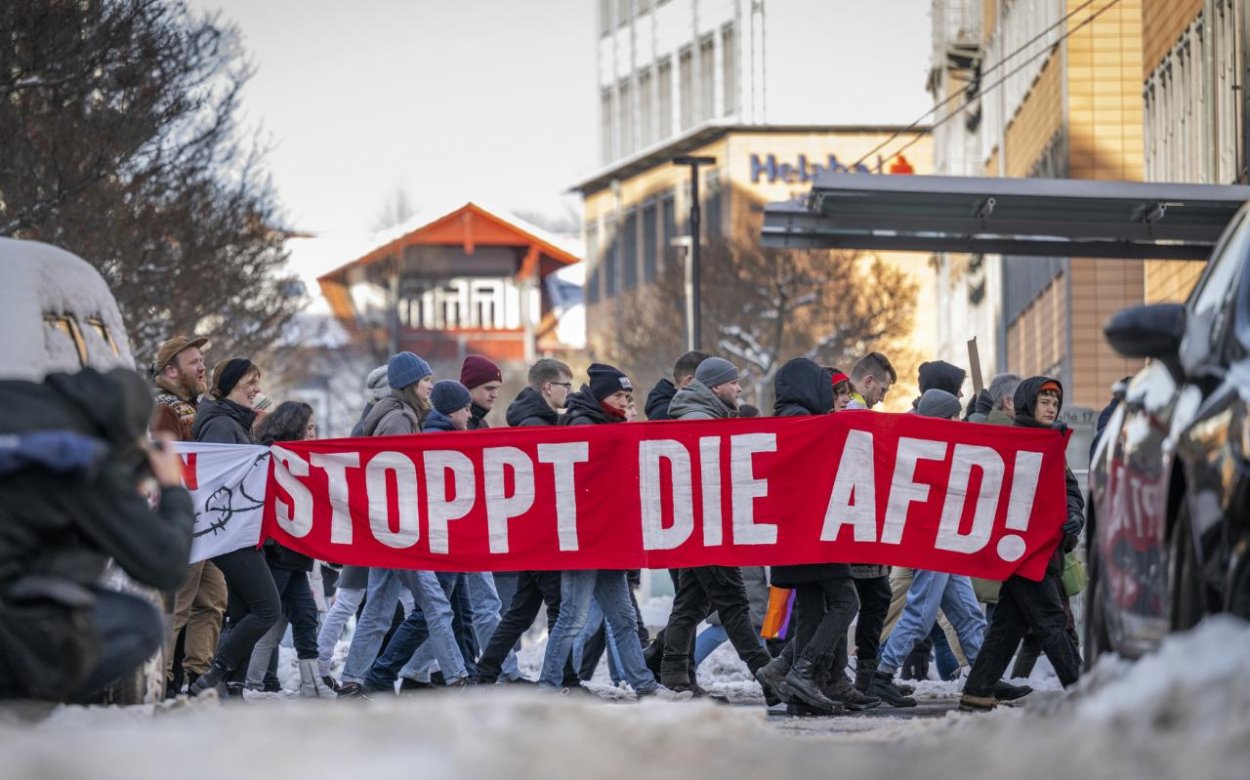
top-left (153, 335), bottom-right (208, 376)
top-left (431, 380), bottom-right (472, 415)
top-left (460, 354), bottom-right (502, 390)
top-left (388, 351), bottom-right (432, 390)
top-left (588, 363), bottom-right (632, 402)
top-left (694, 357), bottom-right (739, 389)
top-left (365, 365), bottom-right (389, 401)
top-left (917, 389), bottom-right (962, 420)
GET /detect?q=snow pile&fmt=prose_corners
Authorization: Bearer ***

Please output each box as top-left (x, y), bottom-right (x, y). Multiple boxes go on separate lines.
top-left (1070, 615), bottom-right (1250, 730)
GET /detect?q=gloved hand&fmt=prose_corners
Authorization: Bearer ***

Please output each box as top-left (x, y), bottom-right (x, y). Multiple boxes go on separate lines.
top-left (1063, 533), bottom-right (1080, 553)
top-left (972, 389), bottom-right (994, 417)
top-left (1063, 513), bottom-right (1083, 537)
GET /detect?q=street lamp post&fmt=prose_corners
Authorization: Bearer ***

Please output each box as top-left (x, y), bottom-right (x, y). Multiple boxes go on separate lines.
top-left (673, 155), bottom-right (715, 352)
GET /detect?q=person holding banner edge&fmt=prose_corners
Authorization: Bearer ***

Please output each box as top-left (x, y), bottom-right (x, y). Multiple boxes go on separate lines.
top-left (190, 358), bottom-right (281, 697)
top-left (959, 377), bottom-right (1084, 711)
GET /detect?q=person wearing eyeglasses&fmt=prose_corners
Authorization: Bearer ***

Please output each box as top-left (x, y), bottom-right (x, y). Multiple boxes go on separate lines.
top-left (472, 359), bottom-right (581, 686)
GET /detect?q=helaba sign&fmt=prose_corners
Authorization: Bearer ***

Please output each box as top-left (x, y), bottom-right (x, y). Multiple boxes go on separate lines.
top-left (750, 153), bottom-right (873, 184)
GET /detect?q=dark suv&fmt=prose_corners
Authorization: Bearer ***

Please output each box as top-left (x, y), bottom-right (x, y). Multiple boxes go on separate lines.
top-left (1085, 204), bottom-right (1250, 664)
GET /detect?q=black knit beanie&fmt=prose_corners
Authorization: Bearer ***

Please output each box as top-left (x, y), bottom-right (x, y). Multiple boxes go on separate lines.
top-left (588, 363), bottom-right (632, 402)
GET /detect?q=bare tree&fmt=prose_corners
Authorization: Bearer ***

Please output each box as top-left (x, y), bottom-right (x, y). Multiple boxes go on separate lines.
top-left (614, 237), bottom-right (919, 408)
top-left (0, 0), bottom-right (302, 363)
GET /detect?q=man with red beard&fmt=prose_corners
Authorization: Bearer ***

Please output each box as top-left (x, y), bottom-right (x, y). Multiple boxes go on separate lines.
top-left (149, 336), bottom-right (227, 697)
top-left (151, 336), bottom-right (208, 441)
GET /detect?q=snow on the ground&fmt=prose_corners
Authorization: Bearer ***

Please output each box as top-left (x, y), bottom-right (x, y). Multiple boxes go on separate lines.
top-left (1, 617), bottom-right (1246, 780)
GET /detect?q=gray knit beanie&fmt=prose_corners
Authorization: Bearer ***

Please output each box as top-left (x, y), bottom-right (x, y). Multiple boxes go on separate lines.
top-left (694, 357), bottom-right (739, 389)
top-left (917, 389), bottom-right (962, 420)
top-left (365, 365), bottom-right (389, 402)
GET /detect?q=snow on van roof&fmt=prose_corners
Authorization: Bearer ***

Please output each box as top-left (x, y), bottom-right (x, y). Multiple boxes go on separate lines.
top-left (0, 237), bottom-right (134, 381)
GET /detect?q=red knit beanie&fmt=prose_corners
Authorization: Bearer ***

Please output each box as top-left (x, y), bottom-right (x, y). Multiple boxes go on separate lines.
top-left (460, 354), bottom-right (502, 390)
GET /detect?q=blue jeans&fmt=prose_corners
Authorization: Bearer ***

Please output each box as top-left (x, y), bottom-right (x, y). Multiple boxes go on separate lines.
top-left (693, 624), bottom-right (729, 668)
top-left (340, 569), bottom-right (413, 684)
top-left (879, 570), bottom-right (986, 674)
top-left (540, 570), bottom-right (656, 693)
top-left (398, 571), bottom-right (517, 681)
top-left (575, 598), bottom-right (624, 684)
top-left (930, 623), bottom-right (961, 680)
top-left (364, 569), bottom-right (467, 689)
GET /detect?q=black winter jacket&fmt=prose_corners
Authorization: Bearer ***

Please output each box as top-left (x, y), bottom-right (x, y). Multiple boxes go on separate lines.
top-left (644, 378), bottom-right (677, 420)
top-left (0, 369), bottom-right (194, 592)
top-left (770, 358), bottom-right (848, 586)
top-left (192, 399), bottom-right (257, 444)
top-left (560, 387), bottom-right (623, 426)
top-left (506, 387), bottom-right (559, 427)
top-left (468, 404), bottom-right (491, 430)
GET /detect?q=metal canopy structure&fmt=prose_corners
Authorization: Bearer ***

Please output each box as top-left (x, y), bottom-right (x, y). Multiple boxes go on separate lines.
top-left (761, 173), bottom-right (1250, 260)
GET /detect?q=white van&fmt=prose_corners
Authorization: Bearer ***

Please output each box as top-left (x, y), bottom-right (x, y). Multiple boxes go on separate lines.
top-left (0, 237), bottom-right (165, 705)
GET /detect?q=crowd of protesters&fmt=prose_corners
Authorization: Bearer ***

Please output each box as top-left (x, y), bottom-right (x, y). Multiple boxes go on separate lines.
top-left (140, 333), bottom-right (1088, 715)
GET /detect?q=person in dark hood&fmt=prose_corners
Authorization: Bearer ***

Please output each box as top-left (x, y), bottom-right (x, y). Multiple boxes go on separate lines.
top-left (916, 360), bottom-right (967, 398)
top-left (460, 354), bottom-right (502, 430)
top-left (644, 350), bottom-right (709, 421)
top-left (756, 358), bottom-right (880, 715)
top-left (506, 359), bottom-right (572, 427)
top-left (560, 363), bottom-right (635, 426)
top-left (960, 377), bottom-right (1083, 711)
top-left (0, 368), bottom-right (194, 702)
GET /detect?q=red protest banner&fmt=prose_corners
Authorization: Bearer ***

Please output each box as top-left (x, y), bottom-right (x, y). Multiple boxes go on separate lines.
top-left (261, 413), bottom-right (1071, 581)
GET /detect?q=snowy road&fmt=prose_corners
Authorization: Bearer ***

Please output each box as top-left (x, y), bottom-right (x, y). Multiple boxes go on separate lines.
top-left (1, 619), bottom-right (1246, 780)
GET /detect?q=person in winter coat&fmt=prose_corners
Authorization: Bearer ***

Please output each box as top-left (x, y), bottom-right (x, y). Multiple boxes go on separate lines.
top-left (358, 351), bottom-right (432, 437)
top-left (339, 354), bottom-right (471, 697)
top-left (506, 359), bottom-right (572, 427)
top-left (845, 352), bottom-right (896, 410)
top-left (242, 402), bottom-right (335, 698)
top-left (460, 354), bottom-right (502, 430)
top-left (658, 358), bottom-right (779, 700)
top-left (349, 365), bottom-right (389, 437)
top-left (0, 368), bottom-right (194, 702)
top-left (868, 391), bottom-right (1031, 706)
top-left (149, 336), bottom-right (228, 697)
top-left (755, 359), bottom-right (880, 714)
top-left (644, 350), bottom-right (709, 421)
top-left (960, 377), bottom-right (1084, 711)
top-left (479, 359), bottom-right (579, 685)
top-left (356, 379), bottom-right (507, 695)
top-left (915, 360), bottom-right (966, 402)
top-left (539, 364), bottom-right (688, 700)
top-left (192, 358), bottom-right (262, 444)
top-left (188, 359), bottom-right (282, 697)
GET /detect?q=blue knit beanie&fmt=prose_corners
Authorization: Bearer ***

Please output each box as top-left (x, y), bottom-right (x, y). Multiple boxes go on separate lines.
top-left (388, 351), bottom-right (432, 389)
top-left (431, 380), bottom-right (472, 415)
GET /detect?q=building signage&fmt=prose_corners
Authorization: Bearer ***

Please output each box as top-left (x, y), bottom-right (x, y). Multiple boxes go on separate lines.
top-left (749, 153), bottom-right (873, 184)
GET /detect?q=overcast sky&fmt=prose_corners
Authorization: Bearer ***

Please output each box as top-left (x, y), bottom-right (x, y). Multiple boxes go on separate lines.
top-left (188, 0), bottom-right (932, 288)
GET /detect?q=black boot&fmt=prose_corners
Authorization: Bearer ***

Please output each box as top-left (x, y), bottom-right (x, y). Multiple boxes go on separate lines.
top-left (866, 670), bottom-right (917, 708)
top-left (853, 657), bottom-right (875, 693)
top-left (780, 658), bottom-right (839, 713)
top-left (992, 680), bottom-right (1033, 702)
top-left (188, 661), bottom-right (229, 697)
top-left (643, 638), bottom-right (663, 677)
top-left (821, 672), bottom-right (882, 711)
top-left (754, 655), bottom-right (794, 705)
